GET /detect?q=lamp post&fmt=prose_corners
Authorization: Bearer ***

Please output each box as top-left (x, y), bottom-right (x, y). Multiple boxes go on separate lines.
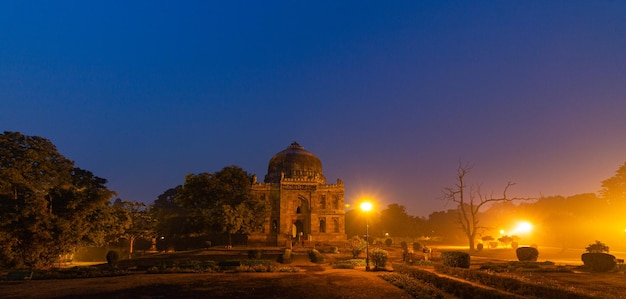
top-left (360, 201), bottom-right (372, 271)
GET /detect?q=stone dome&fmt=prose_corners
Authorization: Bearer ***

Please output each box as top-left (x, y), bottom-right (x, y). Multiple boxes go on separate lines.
top-left (264, 142), bottom-right (326, 183)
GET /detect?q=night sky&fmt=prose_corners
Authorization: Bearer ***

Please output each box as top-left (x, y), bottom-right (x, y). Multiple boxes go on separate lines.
top-left (3, 1), bottom-right (625, 217)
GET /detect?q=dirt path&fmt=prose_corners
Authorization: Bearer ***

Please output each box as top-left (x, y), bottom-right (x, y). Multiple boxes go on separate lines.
top-left (0, 268), bottom-right (413, 299)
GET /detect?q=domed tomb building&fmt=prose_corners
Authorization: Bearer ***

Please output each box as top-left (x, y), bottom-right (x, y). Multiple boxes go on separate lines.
top-left (250, 142), bottom-right (346, 246)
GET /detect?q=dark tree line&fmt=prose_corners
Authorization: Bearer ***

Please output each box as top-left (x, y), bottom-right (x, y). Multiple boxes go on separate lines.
top-left (153, 166), bottom-right (270, 247)
top-left (5, 131), bottom-right (626, 267)
top-left (345, 162), bottom-right (626, 253)
top-left (0, 132), bottom-right (270, 268)
top-left (0, 132), bottom-right (124, 268)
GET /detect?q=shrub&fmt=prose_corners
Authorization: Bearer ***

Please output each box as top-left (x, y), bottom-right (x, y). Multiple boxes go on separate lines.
top-left (476, 243), bottom-right (484, 251)
top-left (384, 238), bottom-right (393, 247)
top-left (308, 249), bottom-right (325, 263)
top-left (278, 249), bottom-right (292, 264)
top-left (441, 251), bottom-right (470, 268)
top-left (585, 240), bottom-right (609, 253)
top-left (105, 250), bottom-right (119, 268)
top-left (581, 252), bottom-right (616, 272)
top-left (370, 248), bottom-right (389, 270)
top-left (400, 241), bottom-right (409, 261)
top-left (412, 242), bottom-right (421, 252)
top-left (498, 235), bottom-right (513, 247)
top-left (350, 236), bottom-right (367, 258)
top-left (332, 259), bottom-right (365, 269)
top-left (248, 249), bottom-right (262, 259)
top-left (516, 247), bottom-right (539, 262)
top-left (511, 241), bottom-right (519, 250)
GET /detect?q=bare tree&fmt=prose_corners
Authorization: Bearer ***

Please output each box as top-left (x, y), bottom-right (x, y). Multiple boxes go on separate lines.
top-left (442, 163), bottom-right (529, 252)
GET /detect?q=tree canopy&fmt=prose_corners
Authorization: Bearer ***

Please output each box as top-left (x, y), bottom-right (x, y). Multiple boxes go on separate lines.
top-left (175, 165), bottom-right (270, 245)
top-left (379, 204), bottom-right (424, 238)
top-left (601, 162), bottom-right (626, 207)
top-left (0, 131), bottom-right (116, 268)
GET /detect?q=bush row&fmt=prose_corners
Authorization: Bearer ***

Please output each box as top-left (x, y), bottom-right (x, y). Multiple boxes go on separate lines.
top-left (31, 267), bottom-right (130, 280)
top-left (478, 261), bottom-right (564, 273)
top-left (381, 273), bottom-right (446, 299)
top-left (331, 259), bottom-right (365, 269)
top-left (433, 264), bottom-right (595, 299)
top-left (393, 263), bottom-right (523, 299)
top-left (440, 251), bottom-right (470, 268)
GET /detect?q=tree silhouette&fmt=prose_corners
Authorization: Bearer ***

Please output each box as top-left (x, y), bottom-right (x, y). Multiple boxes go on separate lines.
top-left (0, 131), bottom-right (116, 268)
top-left (176, 166), bottom-right (270, 246)
top-left (442, 163), bottom-right (530, 252)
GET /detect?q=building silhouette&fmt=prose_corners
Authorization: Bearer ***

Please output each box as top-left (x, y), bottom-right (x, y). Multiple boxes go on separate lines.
top-left (250, 142), bottom-right (346, 246)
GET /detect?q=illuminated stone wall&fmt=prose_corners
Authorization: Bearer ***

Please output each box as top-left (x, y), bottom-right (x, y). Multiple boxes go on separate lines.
top-left (250, 143), bottom-right (346, 246)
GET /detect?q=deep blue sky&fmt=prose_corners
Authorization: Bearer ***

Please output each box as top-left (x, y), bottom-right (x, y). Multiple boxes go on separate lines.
top-left (2, 1), bottom-right (625, 217)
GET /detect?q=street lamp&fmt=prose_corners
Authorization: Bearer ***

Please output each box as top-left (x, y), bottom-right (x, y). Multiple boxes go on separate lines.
top-left (360, 201), bottom-right (372, 271)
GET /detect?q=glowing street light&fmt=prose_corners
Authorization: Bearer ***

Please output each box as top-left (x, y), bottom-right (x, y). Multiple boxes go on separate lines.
top-left (360, 201), bottom-right (373, 271)
top-left (510, 221), bottom-right (533, 235)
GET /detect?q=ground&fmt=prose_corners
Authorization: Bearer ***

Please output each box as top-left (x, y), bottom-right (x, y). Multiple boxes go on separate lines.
top-left (0, 261), bottom-right (412, 299)
top-left (2, 245), bottom-right (626, 298)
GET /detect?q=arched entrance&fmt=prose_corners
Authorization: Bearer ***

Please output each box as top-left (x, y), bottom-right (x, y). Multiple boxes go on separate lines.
top-left (294, 219), bottom-right (304, 242)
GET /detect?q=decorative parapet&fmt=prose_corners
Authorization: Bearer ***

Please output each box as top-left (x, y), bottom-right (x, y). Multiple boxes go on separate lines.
top-left (280, 176), bottom-right (324, 183)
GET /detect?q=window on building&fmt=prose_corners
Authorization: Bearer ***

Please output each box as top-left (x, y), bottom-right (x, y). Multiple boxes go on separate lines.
top-left (321, 195), bottom-right (326, 209)
top-left (296, 206), bottom-right (301, 214)
top-left (319, 218), bottom-right (326, 233)
top-left (333, 218), bottom-right (340, 233)
top-left (333, 196), bottom-right (339, 209)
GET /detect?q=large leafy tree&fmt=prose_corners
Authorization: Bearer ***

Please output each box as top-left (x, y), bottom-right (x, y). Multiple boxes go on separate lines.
top-left (152, 186), bottom-right (191, 238)
top-left (176, 165), bottom-right (270, 246)
top-left (0, 131), bottom-right (116, 268)
top-left (601, 162), bottom-right (626, 207)
top-left (112, 199), bottom-right (154, 259)
top-left (379, 204), bottom-right (425, 238)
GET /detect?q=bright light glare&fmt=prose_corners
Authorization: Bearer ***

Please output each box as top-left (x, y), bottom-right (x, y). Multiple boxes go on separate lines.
top-left (511, 221), bottom-right (533, 234)
top-left (360, 202), bottom-right (372, 212)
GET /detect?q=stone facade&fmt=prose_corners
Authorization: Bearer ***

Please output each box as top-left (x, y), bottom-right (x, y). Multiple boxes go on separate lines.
top-left (249, 142), bottom-right (346, 246)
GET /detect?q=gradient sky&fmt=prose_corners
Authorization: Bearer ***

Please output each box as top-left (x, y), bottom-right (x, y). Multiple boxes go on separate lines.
top-left (2, 1), bottom-right (625, 217)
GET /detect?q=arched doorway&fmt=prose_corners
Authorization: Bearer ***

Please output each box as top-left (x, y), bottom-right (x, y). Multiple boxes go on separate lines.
top-left (294, 219), bottom-right (304, 241)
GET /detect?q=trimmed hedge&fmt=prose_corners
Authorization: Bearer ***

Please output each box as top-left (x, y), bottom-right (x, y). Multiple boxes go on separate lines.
top-left (393, 263), bottom-right (521, 298)
top-left (394, 263), bottom-right (596, 299)
top-left (308, 249), bottom-right (325, 263)
top-left (381, 273), bottom-right (446, 299)
top-left (516, 247), bottom-right (538, 261)
top-left (441, 251), bottom-right (470, 268)
top-left (434, 264), bottom-right (595, 299)
top-left (106, 250), bottom-right (119, 267)
top-left (581, 252), bottom-right (616, 272)
top-left (248, 250), bottom-right (263, 259)
top-left (278, 249), bottom-right (292, 264)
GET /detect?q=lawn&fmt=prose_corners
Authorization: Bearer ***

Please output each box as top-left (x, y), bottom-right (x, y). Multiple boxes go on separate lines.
top-left (1, 245), bottom-right (625, 298)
